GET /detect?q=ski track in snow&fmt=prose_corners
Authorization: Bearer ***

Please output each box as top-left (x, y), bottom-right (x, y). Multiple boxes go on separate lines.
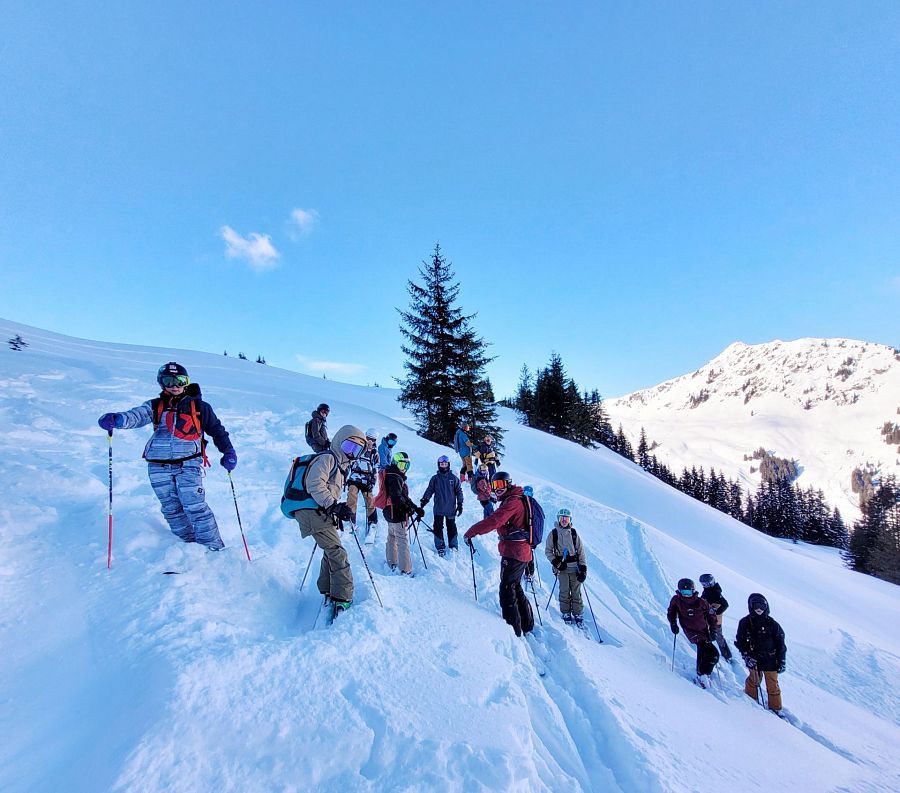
top-left (2, 318), bottom-right (900, 793)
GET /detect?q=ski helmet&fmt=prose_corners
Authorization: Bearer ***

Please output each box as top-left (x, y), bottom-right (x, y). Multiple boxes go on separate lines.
top-left (484, 435), bottom-right (493, 443)
top-left (392, 451), bottom-right (411, 472)
top-left (677, 578), bottom-right (695, 595)
top-left (365, 428), bottom-right (377, 440)
top-left (437, 454), bottom-right (450, 468)
top-left (157, 362), bottom-right (189, 388)
top-left (462, 422), bottom-right (471, 431)
top-left (523, 485), bottom-right (534, 497)
top-left (316, 403), bottom-right (330, 414)
top-left (386, 432), bottom-right (398, 446)
top-left (748, 593), bottom-right (769, 615)
top-left (490, 470), bottom-right (513, 493)
top-left (699, 573), bottom-right (716, 588)
top-left (557, 508), bottom-right (572, 521)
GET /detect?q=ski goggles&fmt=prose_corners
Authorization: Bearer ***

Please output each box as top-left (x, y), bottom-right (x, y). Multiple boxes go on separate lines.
top-left (340, 438), bottom-right (365, 458)
top-left (679, 589), bottom-right (693, 597)
top-left (396, 459), bottom-right (410, 472)
top-left (490, 479), bottom-right (509, 493)
top-left (387, 437), bottom-right (397, 447)
top-left (160, 374), bottom-right (189, 388)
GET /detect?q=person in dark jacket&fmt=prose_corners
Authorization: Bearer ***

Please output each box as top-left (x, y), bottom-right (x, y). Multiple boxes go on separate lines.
top-left (735, 593), bottom-right (787, 712)
top-left (382, 451), bottom-right (425, 575)
top-left (97, 362), bottom-right (236, 550)
top-left (667, 578), bottom-right (720, 680)
top-left (476, 435), bottom-right (499, 478)
top-left (463, 471), bottom-right (534, 638)
top-left (420, 455), bottom-right (464, 556)
top-left (306, 403), bottom-right (330, 452)
top-left (699, 573), bottom-right (733, 661)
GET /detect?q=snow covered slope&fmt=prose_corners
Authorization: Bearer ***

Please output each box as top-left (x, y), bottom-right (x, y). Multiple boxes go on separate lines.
top-left (608, 338), bottom-right (900, 520)
top-left (2, 319), bottom-right (900, 793)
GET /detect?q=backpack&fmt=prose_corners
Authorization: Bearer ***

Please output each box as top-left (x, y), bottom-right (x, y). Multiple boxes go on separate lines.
top-left (550, 526), bottom-right (578, 557)
top-left (372, 468), bottom-right (391, 509)
top-left (507, 495), bottom-right (544, 548)
top-left (304, 419), bottom-right (314, 449)
top-left (281, 452), bottom-right (334, 518)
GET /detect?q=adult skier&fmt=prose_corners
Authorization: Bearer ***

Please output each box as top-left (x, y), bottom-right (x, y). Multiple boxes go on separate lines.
top-left (382, 451), bottom-right (425, 576)
top-left (699, 573), bottom-right (733, 661)
top-left (97, 362), bottom-right (236, 550)
top-left (378, 432), bottom-right (398, 471)
top-left (667, 578), bottom-right (720, 685)
top-left (288, 424), bottom-right (368, 619)
top-left (476, 435), bottom-right (499, 478)
top-left (305, 403), bottom-right (330, 453)
top-left (545, 508), bottom-right (587, 625)
top-left (346, 428), bottom-right (380, 544)
top-left (419, 455), bottom-right (464, 556)
top-left (735, 593), bottom-right (787, 713)
top-left (471, 462), bottom-right (496, 518)
top-left (463, 471), bottom-right (535, 638)
top-left (453, 422), bottom-right (475, 481)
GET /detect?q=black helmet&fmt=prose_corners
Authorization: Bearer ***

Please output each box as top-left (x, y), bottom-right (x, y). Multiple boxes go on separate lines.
top-left (748, 593), bottom-right (769, 616)
top-left (157, 362), bottom-right (189, 388)
top-left (490, 470), bottom-right (513, 494)
top-left (699, 573), bottom-right (716, 588)
top-left (317, 403), bottom-right (330, 414)
top-left (677, 578), bottom-right (694, 594)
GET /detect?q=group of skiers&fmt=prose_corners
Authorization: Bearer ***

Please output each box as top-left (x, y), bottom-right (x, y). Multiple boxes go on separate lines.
top-left (98, 363), bottom-right (788, 713)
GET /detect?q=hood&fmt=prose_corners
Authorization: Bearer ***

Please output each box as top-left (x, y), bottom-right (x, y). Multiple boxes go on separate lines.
top-left (747, 592), bottom-right (770, 616)
top-left (160, 382), bottom-right (202, 404)
top-left (330, 424), bottom-right (366, 465)
top-left (311, 409), bottom-right (326, 421)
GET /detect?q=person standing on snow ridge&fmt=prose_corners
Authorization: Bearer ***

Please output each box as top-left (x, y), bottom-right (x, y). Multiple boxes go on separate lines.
top-left (471, 462), bottom-right (496, 518)
top-left (545, 508), bottom-right (588, 626)
top-left (382, 451), bottom-right (425, 576)
top-left (667, 578), bottom-right (720, 683)
top-left (464, 471), bottom-right (535, 638)
top-left (289, 424), bottom-right (368, 619)
top-left (419, 455), bottom-right (464, 556)
top-left (378, 432), bottom-right (398, 471)
top-left (453, 422), bottom-right (475, 482)
top-left (699, 573), bottom-right (733, 661)
top-left (97, 362), bottom-right (236, 551)
top-left (305, 403), bottom-right (330, 453)
top-left (735, 593), bottom-right (787, 713)
top-left (346, 428), bottom-right (380, 544)
top-left (476, 435), bottom-right (499, 478)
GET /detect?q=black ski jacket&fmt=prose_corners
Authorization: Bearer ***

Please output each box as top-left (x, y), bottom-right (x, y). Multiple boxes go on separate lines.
top-left (735, 614), bottom-right (786, 672)
top-left (701, 584), bottom-right (729, 615)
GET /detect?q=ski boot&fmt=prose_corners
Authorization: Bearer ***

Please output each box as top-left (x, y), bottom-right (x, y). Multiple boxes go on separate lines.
top-left (332, 599), bottom-right (351, 620)
top-left (573, 614), bottom-right (584, 628)
top-left (401, 570), bottom-right (416, 578)
top-left (562, 612), bottom-right (574, 625)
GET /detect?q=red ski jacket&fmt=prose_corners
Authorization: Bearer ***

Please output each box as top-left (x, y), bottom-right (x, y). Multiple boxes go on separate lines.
top-left (464, 485), bottom-right (533, 563)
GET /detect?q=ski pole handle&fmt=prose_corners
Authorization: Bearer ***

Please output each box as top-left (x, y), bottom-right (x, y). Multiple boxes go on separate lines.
top-left (107, 430), bottom-right (113, 569)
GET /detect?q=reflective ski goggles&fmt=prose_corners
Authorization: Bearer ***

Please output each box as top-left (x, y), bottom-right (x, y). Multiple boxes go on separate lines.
top-left (387, 438), bottom-right (397, 447)
top-left (490, 479), bottom-right (509, 493)
top-left (160, 374), bottom-right (189, 388)
top-left (396, 460), bottom-right (410, 472)
top-left (340, 438), bottom-right (365, 458)
top-left (679, 589), bottom-right (693, 597)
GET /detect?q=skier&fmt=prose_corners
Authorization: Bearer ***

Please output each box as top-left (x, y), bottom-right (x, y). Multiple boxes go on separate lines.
top-left (471, 462), bottom-right (496, 518)
top-left (305, 403), bottom-right (330, 453)
top-left (699, 573), bottom-right (733, 661)
top-left (419, 455), bottom-right (464, 556)
top-left (545, 508), bottom-right (588, 626)
top-left (667, 577), bottom-right (720, 686)
top-left (346, 428), bottom-right (380, 545)
top-left (453, 422), bottom-right (475, 481)
top-left (97, 362), bottom-right (235, 550)
top-left (382, 451), bottom-right (425, 576)
top-left (476, 435), bottom-right (499, 478)
top-left (378, 432), bottom-right (398, 471)
top-left (288, 424), bottom-right (368, 619)
top-left (735, 593), bottom-right (787, 713)
top-left (463, 471), bottom-right (535, 638)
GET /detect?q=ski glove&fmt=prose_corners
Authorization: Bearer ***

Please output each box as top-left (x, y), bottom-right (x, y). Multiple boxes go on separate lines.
top-left (557, 559), bottom-right (568, 572)
top-left (464, 536), bottom-right (475, 551)
top-left (744, 655), bottom-right (757, 669)
top-left (456, 504), bottom-right (463, 516)
top-left (419, 498), bottom-right (428, 507)
top-left (777, 661), bottom-right (786, 673)
top-left (414, 505), bottom-right (426, 519)
top-left (670, 623), bottom-right (679, 635)
top-left (333, 502), bottom-right (355, 523)
top-left (576, 565), bottom-right (587, 583)
top-left (221, 450), bottom-right (238, 471)
top-left (525, 560), bottom-right (535, 577)
top-left (98, 413), bottom-right (123, 431)
top-left (551, 556), bottom-right (563, 571)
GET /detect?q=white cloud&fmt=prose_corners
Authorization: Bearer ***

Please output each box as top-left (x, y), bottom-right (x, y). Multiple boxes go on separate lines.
top-left (295, 354), bottom-right (366, 375)
top-left (220, 225), bottom-right (279, 271)
top-left (289, 208), bottom-right (320, 238)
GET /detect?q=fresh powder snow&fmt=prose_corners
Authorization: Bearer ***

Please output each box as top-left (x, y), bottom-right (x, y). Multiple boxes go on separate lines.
top-left (2, 318), bottom-right (899, 793)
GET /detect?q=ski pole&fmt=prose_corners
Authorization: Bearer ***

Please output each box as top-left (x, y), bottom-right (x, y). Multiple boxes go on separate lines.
top-left (545, 550), bottom-right (567, 610)
top-left (410, 517), bottom-right (428, 570)
top-left (345, 520), bottom-right (383, 608)
top-left (227, 471), bottom-right (252, 562)
top-left (107, 430), bottom-right (113, 569)
top-left (671, 633), bottom-right (677, 672)
top-left (299, 544), bottom-right (318, 592)
top-left (582, 585), bottom-right (603, 643)
top-left (528, 570), bottom-right (542, 626)
top-left (467, 538), bottom-right (478, 601)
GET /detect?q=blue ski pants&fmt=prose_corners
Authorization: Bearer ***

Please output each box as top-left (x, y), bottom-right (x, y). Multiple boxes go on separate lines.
top-left (148, 461), bottom-right (224, 550)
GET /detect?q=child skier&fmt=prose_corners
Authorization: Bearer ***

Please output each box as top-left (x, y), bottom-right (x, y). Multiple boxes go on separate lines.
top-left (382, 451), bottom-right (425, 576)
top-left (476, 435), bottom-right (499, 478)
top-left (735, 593), bottom-right (787, 713)
top-left (667, 577), bottom-right (720, 686)
top-left (419, 455), bottom-right (464, 556)
top-left (471, 462), bottom-right (496, 518)
top-left (545, 508), bottom-right (587, 625)
top-left (699, 573), bottom-right (733, 661)
top-left (97, 362), bottom-right (236, 551)
top-left (346, 428), bottom-right (380, 545)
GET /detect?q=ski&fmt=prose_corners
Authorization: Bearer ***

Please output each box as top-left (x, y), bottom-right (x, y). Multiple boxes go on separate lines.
top-left (523, 633), bottom-right (548, 677)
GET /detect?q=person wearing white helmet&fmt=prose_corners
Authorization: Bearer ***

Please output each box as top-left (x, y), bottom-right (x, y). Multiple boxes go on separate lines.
top-left (346, 428), bottom-right (380, 544)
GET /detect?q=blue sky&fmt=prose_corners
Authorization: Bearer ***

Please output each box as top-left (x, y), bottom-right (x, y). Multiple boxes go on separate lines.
top-left (2, 2), bottom-right (898, 399)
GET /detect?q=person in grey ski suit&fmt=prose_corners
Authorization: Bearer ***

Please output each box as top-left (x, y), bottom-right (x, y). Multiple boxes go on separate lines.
top-left (419, 456), bottom-right (464, 555)
top-left (97, 363), bottom-right (235, 550)
top-left (292, 424), bottom-right (368, 607)
top-left (545, 509), bottom-right (587, 622)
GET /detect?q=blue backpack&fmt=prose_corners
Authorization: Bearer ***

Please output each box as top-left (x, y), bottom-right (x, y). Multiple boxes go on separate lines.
top-left (281, 452), bottom-right (334, 517)
top-left (508, 495), bottom-right (545, 548)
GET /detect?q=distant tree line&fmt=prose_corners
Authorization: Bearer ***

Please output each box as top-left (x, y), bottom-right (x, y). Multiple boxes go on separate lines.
top-left (844, 476), bottom-right (900, 585)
